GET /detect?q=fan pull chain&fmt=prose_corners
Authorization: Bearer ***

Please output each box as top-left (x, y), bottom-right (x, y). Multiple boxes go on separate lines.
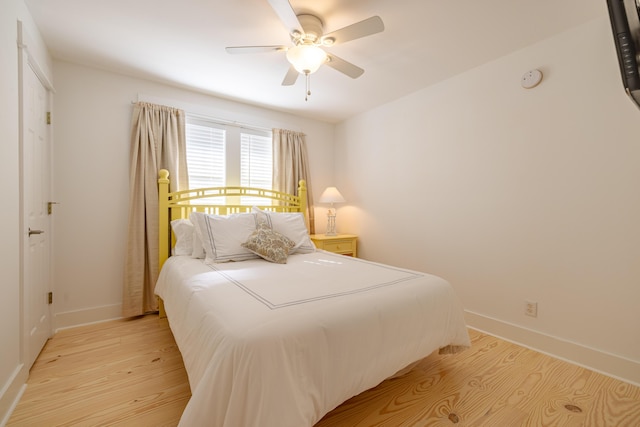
top-left (305, 72), bottom-right (311, 101)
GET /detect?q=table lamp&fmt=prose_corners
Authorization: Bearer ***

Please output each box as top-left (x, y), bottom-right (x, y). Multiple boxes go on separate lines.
top-left (319, 186), bottom-right (345, 236)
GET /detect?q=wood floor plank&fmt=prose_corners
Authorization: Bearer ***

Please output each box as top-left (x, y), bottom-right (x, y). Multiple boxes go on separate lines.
top-left (8, 316), bottom-right (191, 427)
top-left (7, 315), bottom-right (640, 426)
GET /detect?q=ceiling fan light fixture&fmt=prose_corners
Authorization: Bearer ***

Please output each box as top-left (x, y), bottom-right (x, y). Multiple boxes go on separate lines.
top-left (286, 44), bottom-right (327, 74)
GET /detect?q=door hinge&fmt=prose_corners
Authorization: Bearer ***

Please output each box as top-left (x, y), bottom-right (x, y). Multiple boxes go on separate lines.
top-left (48, 292), bottom-right (53, 304)
top-left (46, 112), bottom-right (51, 125)
top-left (48, 201), bottom-right (59, 215)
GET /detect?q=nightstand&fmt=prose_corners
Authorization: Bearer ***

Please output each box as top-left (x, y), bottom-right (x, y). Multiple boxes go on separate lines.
top-left (310, 234), bottom-right (357, 257)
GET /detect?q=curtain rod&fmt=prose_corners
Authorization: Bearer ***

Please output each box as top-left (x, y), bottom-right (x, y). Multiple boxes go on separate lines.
top-left (187, 113), bottom-right (272, 133)
top-left (130, 101), bottom-right (272, 133)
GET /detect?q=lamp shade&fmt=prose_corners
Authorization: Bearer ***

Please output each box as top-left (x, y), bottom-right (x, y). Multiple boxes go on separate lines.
top-left (319, 186), bottom-right (346, 204)
top-left (286, 44), bottom-right (328, 74)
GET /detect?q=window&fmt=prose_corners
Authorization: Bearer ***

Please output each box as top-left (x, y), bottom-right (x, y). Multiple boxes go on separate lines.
top-left (240, 133), bottom-right (272, 189)
top-left (185, 116), bottom-right (272, 204)
top-left (185, 119), bottom-right (226, 189)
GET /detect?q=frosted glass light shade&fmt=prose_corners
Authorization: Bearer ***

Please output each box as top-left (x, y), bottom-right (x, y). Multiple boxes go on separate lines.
top-left (286, 45), bottom-right (328, 74)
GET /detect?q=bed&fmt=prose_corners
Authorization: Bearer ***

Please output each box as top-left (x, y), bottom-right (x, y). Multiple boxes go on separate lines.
top-left (154, 169), bottom-right (471, 427)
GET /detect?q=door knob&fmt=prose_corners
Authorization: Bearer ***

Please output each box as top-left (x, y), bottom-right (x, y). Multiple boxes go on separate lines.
top-left (28, 228), bottom-right (44, 236)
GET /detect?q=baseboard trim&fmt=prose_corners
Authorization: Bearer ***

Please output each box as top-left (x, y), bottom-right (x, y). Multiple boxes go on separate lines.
top-left (0, 364), bottom-right (27, 427)
top-left (464, 310), bottom-right (640, 387)
top-left (55, 303), bottom-right (122, 331)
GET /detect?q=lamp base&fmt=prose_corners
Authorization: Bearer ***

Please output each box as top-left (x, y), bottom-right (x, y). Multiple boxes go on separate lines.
top-left (325, 211), bottom-right (337, 236)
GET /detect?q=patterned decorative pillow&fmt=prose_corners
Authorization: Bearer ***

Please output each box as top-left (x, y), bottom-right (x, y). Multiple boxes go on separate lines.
top-left (252, 207), bottom-right (316, 254)
top-left (242, 224), bottom-right (296, 264)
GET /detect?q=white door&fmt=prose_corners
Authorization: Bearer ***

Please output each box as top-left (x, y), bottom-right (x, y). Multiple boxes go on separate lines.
top-left (23, 63), bottom-right (52, 369)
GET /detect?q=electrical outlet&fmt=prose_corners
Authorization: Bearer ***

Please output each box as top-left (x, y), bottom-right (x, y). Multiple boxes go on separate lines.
top-left (525, 301), bottom-right (538, 317)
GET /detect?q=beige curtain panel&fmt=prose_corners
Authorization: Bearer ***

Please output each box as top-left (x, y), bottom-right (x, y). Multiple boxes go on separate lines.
top-left (272, 128), bottom-right (315, 234)
top-left (122, 102), bottom-right (188, 317)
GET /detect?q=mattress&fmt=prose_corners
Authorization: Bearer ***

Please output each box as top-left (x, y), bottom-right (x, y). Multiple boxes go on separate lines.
top-left (155, 251), bottom-right (470, 427)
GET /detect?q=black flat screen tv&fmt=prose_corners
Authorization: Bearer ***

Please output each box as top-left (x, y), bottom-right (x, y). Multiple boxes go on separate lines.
top-left (607, 0), bottom-right (640, 107)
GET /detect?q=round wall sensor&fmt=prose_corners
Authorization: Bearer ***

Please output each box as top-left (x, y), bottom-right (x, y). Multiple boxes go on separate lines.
top-left (521, 69), bottom-right (543, 89)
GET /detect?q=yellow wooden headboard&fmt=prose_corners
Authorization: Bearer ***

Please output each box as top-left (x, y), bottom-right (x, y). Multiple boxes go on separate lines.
top-left (157, 169), bottom-right (307, 271)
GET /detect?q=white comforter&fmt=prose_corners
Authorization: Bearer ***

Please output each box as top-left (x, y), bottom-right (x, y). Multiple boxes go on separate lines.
top-left (155, 251), bottom-right (470, 427)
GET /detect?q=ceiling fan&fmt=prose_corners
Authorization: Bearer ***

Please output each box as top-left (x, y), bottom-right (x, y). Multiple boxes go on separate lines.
top-left (225, 0), bottom-right (384, 99)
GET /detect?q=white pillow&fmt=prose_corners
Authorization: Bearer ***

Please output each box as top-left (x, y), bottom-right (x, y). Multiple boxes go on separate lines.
top-left (252, 207), bottom-right (315, 254)
top-left (170, 219), bottom-right (194, 256)
top-left (199, 212), bottom-right (260, 263)
top-left (189, 212), bottom-right (206, 259)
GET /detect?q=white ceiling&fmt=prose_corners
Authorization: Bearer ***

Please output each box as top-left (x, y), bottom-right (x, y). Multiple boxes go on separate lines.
top-left (25, 0), bottom-right (605, 123)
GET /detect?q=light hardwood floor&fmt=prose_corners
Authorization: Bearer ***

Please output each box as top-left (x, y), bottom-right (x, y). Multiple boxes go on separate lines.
top-left (7, 315), bottom-right (640, 426)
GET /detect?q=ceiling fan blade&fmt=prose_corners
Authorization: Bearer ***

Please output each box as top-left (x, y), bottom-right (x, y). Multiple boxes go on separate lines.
top-left (267, 0), bottom-right (303, 35)
top-left (322, 16), bottom-right (384, 45)
top-left (226, 46), bottom-right (288, 54)
top-left (326, 54), bottom-right (364, 79)
top-left (282, 65), bottom-right (299, 86)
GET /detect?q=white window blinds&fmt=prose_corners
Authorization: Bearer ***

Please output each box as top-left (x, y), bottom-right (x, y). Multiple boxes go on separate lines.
top-left (186, 119), bottom-right (226, 189)
top-left (185, 116), bottom-right (273, 205)
top-left (241, 133), bottom-right (272, 189)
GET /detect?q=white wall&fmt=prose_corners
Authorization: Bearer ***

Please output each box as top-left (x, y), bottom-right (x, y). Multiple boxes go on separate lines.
top-left (0, 3), bottom-right (22, 423)
top-left (51, 61), bottom-right (335, 328)
top-left (335, 16), bottom-right (640, 385)
top-left (0, 0), bottom-right (53, 423)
